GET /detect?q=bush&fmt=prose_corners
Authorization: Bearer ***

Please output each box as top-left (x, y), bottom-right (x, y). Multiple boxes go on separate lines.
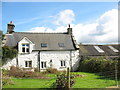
top-left (43, 68), bottom-right (59, 74)
top-left (78, 57), bottom-right (120, 78)
top-left (9, 66), bottom-right (45, 78)
top-left (2, 75), bottom-right (14, 85)
top-left (55, 73), bottom-right (75, 88)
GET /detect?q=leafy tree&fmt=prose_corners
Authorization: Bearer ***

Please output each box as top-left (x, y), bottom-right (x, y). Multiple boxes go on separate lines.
top-left (2, 46), bottom-right (18, 65)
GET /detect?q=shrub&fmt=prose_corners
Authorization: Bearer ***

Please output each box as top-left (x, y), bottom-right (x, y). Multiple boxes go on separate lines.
top-left (43, 68), bottom-right (59, 74)
top-left (2, 75), bottom-right (14, 85)
top-left (78, 57), bottom-right (120, 78)
top-left (56, 73), bottom-right (74, 88)
top-left (34, 68), bottom-right (39, 72)
top-left (9, 66), bottom-right (45, 78)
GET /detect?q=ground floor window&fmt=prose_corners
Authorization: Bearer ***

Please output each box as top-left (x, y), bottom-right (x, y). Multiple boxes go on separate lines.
top-left (41, 61), bottom-right (46, 68)
top-left (60, 60), bottom-right (66, 67)
top-left (25, 61), bottom-right (32, 67)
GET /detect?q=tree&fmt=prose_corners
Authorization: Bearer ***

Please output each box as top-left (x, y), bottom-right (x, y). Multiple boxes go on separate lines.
top-left (2, 46), bottom-right (18, 65)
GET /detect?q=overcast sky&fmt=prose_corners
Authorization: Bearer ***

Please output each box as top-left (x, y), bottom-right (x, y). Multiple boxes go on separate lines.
top-left (2, 2), bottom-right (118, 44)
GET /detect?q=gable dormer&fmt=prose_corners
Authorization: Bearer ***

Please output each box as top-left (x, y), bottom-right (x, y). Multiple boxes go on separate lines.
top-left (18, 37), bottom-right (34, 54)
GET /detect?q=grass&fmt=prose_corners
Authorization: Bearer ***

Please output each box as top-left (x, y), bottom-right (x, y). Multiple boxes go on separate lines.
top-left (72, 72), bottom-right (118, 88)
top-left (3, 72), bottom-right (120, 88)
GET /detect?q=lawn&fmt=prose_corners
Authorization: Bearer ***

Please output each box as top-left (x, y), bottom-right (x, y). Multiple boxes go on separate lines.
top-left (3, 72), bottom-right (120, 88)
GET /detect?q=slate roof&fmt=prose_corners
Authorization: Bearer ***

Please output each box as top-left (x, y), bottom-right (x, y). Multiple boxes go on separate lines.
top-left (79, 44), bottom-right (119, 56)
top-left (4, 32), bottom-right (77, 51)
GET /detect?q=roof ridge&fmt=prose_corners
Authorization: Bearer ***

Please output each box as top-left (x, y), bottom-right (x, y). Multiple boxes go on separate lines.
top-left (14, 32), bottom-right (68, 34)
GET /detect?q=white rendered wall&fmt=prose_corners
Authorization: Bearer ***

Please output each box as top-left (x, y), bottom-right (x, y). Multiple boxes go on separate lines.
top-left (40, 50), bottom-right (80, 71)
top-left (2, 58), bottom-right (17, 70)
top-left (18, 37), bottom-right (34, 53)
top-left (40, 51), bottom-right (70, 71)
top-left (2, 51), bottom-right (38, 70)
top-left (71, 50), bottom-right (80, 71)
top-left (3, 50), bottom-right (80, 71)
top-left (18, 51), bottom-right (38, 68)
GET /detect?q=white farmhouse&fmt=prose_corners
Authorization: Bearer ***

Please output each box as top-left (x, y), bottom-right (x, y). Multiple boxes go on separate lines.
top-left (2, 21), bottom-right (80, 71)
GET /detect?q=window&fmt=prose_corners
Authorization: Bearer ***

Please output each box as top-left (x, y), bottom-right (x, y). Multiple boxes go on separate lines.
top-left (94, 46), bottom-right (104, 53)
top-left (22, 44), bottom-right (29, 53)
top-left (58, 43), bottom-right (64, 47)
top-left (25, 61), bottom-right (32, 67)
top-left (41, 43), bottom-right (47, 47)
top-left (60, 61), bottom-right (66, 67)
top-left (41, 61), bottom-right (46, 68)
top-left (108, 46), bottom-right (119, 52)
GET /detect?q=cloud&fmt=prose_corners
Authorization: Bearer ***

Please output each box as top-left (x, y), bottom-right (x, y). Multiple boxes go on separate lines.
top-left (53, 9), bottom-right (75, 25)
top-left (27, 9), bottom-right (118, 44)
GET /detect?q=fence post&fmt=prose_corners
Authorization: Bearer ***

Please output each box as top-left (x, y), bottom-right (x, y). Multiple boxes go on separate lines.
top-left (67, 67), bottom-right (70, 88)
top-left (115, 61), bottom-right (118, 87)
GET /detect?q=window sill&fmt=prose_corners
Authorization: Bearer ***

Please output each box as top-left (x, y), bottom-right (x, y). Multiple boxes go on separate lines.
top-left (20, 53), bottom-right (30, 55)
top-left (59, 66), bottom-right (66, 69)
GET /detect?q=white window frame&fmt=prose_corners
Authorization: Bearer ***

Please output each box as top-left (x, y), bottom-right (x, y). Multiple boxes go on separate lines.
top-left (22, 43), bottom-right (30, 53)
top-left (60, 60), bottom-right (66, 67)
top-left (25, 61), bottom-right (32, 68)
top-left (41, 61), bottom-right (47, 69)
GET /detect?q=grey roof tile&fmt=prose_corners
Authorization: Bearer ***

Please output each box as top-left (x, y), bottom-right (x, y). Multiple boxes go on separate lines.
top-left (5, 32), bottom-right (76, 50)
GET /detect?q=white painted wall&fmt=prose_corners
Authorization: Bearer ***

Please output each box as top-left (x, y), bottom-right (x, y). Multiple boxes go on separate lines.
top-left (18, 37), bottom-right (34, 53)
top-left (40, 51), bottom-right (70, 71)
top-left (2, 58), bottom-right (17, 70)
top-left (3, 50), bottom-right (80, 71)
top-left (18, 51), bottom-right (38, 68)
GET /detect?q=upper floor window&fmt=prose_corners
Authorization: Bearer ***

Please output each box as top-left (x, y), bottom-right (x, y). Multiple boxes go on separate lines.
top-left (41, 43), bottom-right (47, 47)
top-left (22, 44), bottom-right (29, 53)
top-left (58, 43), bottom-right (64, 47)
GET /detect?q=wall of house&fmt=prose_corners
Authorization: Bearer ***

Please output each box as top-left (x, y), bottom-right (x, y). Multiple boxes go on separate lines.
top-left (18, 51), bottom-right (38, 68)
top-left (40, 50), bottom-right (80, 71)
top-left (3, 50), bottom-right (80, 71)
top-left (2, 51), bottom-right (38, 70)
top-left (18, 37), bottom-right (34, 53)
top-left (71, 50), bottom-right (80, 71)
top-left (2, 58), bottom-right (17, 70)
top-left (40, 51), bottom-right (70, 71)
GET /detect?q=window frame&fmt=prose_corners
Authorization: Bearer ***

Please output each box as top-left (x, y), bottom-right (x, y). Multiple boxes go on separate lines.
top-left (22, 43), bottom-right (30, 53)
top-left (41, 43), bottom-right (47, 47)
top-left (58, 43), bottom-right (64, 47)
top-left (41, 61), bottom-right (47, 69)
top-left (25, 61), bottom-right (32, 68)
top-left (60, 60), bottom-right (66, 67)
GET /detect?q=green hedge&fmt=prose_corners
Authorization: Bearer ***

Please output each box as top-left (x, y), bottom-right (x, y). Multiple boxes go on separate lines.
top-left (78, 57), bottom-right (120, 78)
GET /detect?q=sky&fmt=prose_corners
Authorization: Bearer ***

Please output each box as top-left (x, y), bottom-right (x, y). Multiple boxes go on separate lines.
top-left (2, 2), bottom-right (118, 44)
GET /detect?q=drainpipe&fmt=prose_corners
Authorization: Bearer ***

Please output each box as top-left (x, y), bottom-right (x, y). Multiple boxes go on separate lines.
top-left (38, 51), bottom-right (40, 72)
top-left (70, 50), bottom-right (73, 72)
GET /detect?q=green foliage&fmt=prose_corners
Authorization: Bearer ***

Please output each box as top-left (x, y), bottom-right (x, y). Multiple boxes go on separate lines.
top-left (55, 73), bottom-right (74, 88)
top-left (2, 69), bottom-right (14, 85)
top-left (78, 57), bottom-right (120, 79)
top-left (2, 46), bottom-right (18, 65)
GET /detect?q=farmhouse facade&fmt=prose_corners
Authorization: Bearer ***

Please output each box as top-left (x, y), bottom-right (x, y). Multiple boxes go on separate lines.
top-left (2, 22), bottom-right (79, 71)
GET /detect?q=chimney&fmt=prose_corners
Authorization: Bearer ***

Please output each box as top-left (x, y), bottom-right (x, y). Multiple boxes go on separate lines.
top-left (7, 21), bottom-right (15, 34)
top-left (67, 24), bottom-right (72, 35)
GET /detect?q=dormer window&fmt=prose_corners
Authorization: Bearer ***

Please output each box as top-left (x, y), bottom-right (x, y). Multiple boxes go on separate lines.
top-left (41, 43), bottom-right (47, 47)
top-left (22, 44), bottom-right (29, 53)
top-left (58, 43), bottom-right (64, 47)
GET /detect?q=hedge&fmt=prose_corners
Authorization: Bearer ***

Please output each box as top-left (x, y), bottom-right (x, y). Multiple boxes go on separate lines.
top-left (78, 57), bottom-right (120, 79)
